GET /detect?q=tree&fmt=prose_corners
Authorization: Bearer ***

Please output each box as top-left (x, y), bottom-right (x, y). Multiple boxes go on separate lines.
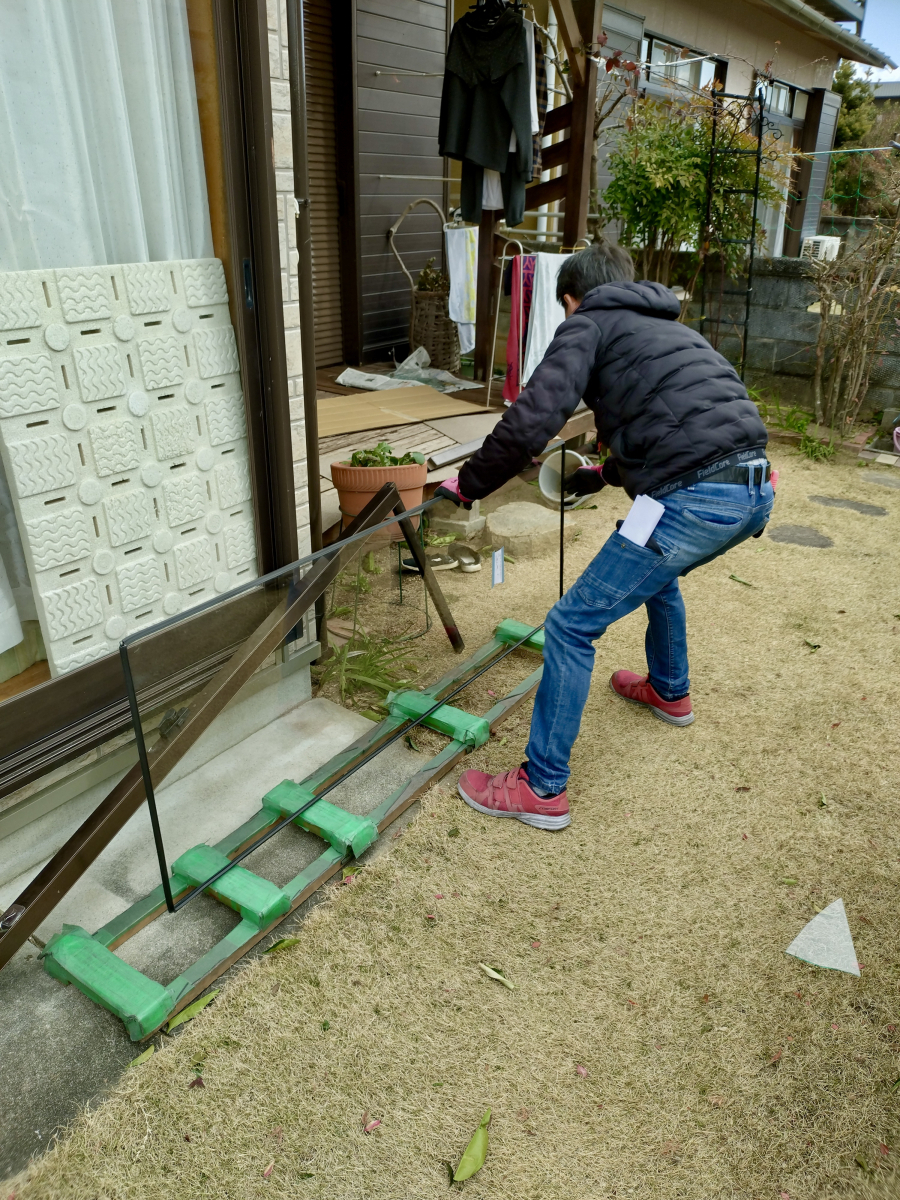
top-left (832, 60), bottom-right (877, 148)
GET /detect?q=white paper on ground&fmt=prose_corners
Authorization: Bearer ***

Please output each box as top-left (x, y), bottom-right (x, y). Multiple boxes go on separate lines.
top-left (785, 898), bottom-right (860, 976)
top-left (491, 546), bottom-right (504, 587)
top-left (618, 494), bottom-right (666, 547)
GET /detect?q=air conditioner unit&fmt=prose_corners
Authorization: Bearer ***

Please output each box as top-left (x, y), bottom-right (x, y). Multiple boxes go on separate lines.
top-left (801, 236), bottom-right (841, 262)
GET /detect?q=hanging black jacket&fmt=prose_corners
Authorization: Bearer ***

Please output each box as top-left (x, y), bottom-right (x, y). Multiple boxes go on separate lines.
top-left (439, 7), bottom-right (533, 225)
top-left (458, 281), bottom-right (768, 500)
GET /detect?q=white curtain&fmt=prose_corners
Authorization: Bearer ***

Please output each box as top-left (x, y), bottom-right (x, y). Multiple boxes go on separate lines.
top-left (0, 0), bottom-right (214, 652)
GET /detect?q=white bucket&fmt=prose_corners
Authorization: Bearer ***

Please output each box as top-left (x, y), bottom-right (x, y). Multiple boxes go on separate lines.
top-left (538, 447), bottom-right (592, 509)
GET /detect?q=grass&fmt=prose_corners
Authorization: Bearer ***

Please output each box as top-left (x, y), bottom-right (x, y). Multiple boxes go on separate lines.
top-left (6, 449), bottom-right (900, 1200)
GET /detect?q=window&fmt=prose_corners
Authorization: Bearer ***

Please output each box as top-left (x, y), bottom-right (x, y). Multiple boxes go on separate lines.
top-left (764, 80), bottom-right (795, 117)
top-left (0, 2), bottom-right (257, 702)
top-left (641, 35), bottom-right (726, 94)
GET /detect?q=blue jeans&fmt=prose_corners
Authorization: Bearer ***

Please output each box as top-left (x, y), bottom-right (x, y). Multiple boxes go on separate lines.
top-left (525, 480), bottom-right (775, 794)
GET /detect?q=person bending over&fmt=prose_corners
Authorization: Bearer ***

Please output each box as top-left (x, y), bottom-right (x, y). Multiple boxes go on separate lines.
top-left (436, 242), bottom-right (773, 832)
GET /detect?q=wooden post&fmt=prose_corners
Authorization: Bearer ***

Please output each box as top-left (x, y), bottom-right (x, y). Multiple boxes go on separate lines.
top-left (474, 206), bottom-right (500, 382)
top-left (563, 0), bottom-right (603, 248)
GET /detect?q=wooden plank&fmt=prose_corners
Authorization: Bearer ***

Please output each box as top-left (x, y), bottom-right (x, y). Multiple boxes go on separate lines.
top-left (550, 0), bottom-right (585, 87)
top-left (525, 173), bottom-right (568, 211)
top-left (357, 38), bottom-right (444, 73)
top-left (358, 132), bottom-right (440, 158)
top-left (544, 100), bottom-right (573, 136)
top-left (358, 109), bottom-right (439, 137)
top-left (357, 0), bottom-right (446, 30)
top-left (541, 137), bottom-right (571, 172)
top-left (357, 85), bottom-right (441, 115)
top-left (357, 10), bottom-right (445, 51)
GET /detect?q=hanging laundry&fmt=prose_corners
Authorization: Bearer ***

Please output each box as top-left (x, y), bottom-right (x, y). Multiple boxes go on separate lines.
top-left (532, 27), bottom-right (548, 179)
top-left (444, 223), bottom-right (478, 354)
top-left (521, 253), bottom-right (574, 385)
top-left (503, 253), bottom-right (535, 402)
top-left (439, 4), bottom-right (533, 227)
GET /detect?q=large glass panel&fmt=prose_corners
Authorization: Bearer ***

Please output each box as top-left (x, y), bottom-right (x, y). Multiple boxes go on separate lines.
top-left (0, 0), bottom-right (255, 700)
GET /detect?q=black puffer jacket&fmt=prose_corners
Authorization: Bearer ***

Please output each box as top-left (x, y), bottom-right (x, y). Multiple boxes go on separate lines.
top-left (458, 281), bottom-right (768, 500)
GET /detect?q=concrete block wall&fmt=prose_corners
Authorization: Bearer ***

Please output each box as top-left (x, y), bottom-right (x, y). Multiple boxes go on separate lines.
top-left (267, 0), bottom-right (311, 556)
top-left (691, 257), bottom-right (900, 418)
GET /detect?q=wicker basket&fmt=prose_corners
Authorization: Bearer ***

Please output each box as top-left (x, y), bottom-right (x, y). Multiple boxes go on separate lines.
top-left (389, 197), bottom-right (461, 374)
top-left (410, 289), bottom-right (460, 375)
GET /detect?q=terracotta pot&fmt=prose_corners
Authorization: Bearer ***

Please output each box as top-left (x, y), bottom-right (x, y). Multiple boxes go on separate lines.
top-left (330, 460), bottom-right (427, 542)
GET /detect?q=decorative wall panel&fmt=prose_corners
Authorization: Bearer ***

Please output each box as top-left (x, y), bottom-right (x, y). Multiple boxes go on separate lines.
top-left (0, 258), bottom-right (258, 676)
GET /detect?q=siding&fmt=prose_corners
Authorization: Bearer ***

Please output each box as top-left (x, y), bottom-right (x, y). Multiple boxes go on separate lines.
top-left (356, 0), bottom-right (447, 361)
top-left (305, 0), bottom-right (344, 365)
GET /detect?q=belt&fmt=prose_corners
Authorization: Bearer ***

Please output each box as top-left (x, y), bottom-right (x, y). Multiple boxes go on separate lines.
top-left (647, 449), bottom-right (771, 499)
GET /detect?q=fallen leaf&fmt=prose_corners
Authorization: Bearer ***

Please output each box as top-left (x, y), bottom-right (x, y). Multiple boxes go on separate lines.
top-left (425, 914), bottom-right (436, 921)
top-left (479, 963), bottom-right (515, 989)
top-left (880, 1144), bottom-right (891, 1156)
top-left (447, 827), bottom-right (460, 838)
top-left (184, 1134), bottom-right (191, 1141)
top-left (299, 1173), bottom-right (315, 1179)
top-left (129, 1046), bottom-right (155, 1068)
top-left (487, 689), bottom-right (497, 697)
top-left (517, 1108), bottom-right (530, 1121)
top-left (804, 639), bottom-right (821, 651)
top-left (710, 1095), bottom-right (725, 1107)
top-left (701, 995), bottom-right (709, 1003)
top-left (190, 1050), bottom-right (206, 1068)
top-left (166, 990), bottom-right (220, 1033)
top-left (188, 1075), bottom-right (205, 1089)
top-left (575, 1065), bottom-right (588, 1078)
top-left (770, 1049), bottom-right (783, 1064)
top-left (265, 937), bottom-right (300, 954)
top-left (362, 1111), bottom-right (381, 1134)
top-left (531, 940), bottom-right (541, 949)
top-left (434, 893), bottom-right (444, 899)
top-left (891, 1077), bottom-right (900, 1092)
top-left (735, 785), bottom-right (751, 792)
top-left (780, 1193), bottom-right (791, 1199)
top-left (729, 573), bottom-right (753, 586)
top-left (626, 999), bottom-right (638, 1007)
top-left (831, 722), bottom-right (841, 729)
top-left (271, 1126), bottom-right (283, 1145)
top-left (453, 1109), bottom-right (491, 1181)
top-left (832, 1023), bottom-right (839, 1031)
top-left (263, 1161), bottom-right (275, 1179)
top-left (742, 833), bottom-right (748, 840)
top-left (404, 734), bottom-right (421, 752)
top-left (271, 981), bottom-right (281, 997)
top-left (781, 878), bottom-right (799, 886)
top-left (392, 830), bottom-right (403, 840)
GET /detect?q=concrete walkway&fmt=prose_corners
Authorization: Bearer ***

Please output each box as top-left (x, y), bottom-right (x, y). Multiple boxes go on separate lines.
top-left (0, 697), bottom-right (420, 1178)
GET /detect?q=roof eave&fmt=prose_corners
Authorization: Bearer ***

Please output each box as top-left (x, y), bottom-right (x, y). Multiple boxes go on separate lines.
top-left (742, 0), bottom-right (896, 69)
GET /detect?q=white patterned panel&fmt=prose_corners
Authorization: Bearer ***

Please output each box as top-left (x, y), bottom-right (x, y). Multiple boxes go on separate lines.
top-left (116, 557), bottom-right (164, 612)
top-left (215, 461), bottom-right (251, 508)
top-left (43, 578), bottom-right (103, 640)
top-left (224, 522), bottom-right (255, 569)
top-left (194, 327), bottom-right (240, 378)
top-left (0, 274), bottom-right (41, 330)
top-left (55, 269), bottom-right (111, 322)
top-left (139, 337), bottom-right (184, 390)
top-left (164, 476), bottom-right (206, 527)
top-left (7, 434), bottom-right (75, 497)
top-left (25, 508), bottom-right (91, 571)
top-left (151, 409), bottom-right (195, 459)
top-left (124, 263), bottom-right (172, 315)
top-left (0, 354), bottom-right (60, 418)
top-left (0, 258), bottom-right (257, 677)
top-left (205, 392), bottom-right (246, 446)
top-left (174, 536), bottom-right (214, 589)
top-left (103, 490), bottom-right (152, 547)
top-left (182, 260), bottom-right (228, 307)
top-left (89, 422), bottom-right (141, 476)
top-left (74, 344), bottom-right (126, 402)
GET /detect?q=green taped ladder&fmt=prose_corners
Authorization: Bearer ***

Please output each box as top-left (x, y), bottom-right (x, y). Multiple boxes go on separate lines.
top-left (40, 620), bottom-right (544, 1040)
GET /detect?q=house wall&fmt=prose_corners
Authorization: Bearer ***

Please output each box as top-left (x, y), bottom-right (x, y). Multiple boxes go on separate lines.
top-left (267, 0), bottom-right (311, 555)
top-left (634, 0), bottom-right (839, 91)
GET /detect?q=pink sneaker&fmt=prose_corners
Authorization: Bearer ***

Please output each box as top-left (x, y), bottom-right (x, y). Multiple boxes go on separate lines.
top-left (609, 670), bottom-right (694, 726)
top-left (457, 767), bottom-right (570, 831)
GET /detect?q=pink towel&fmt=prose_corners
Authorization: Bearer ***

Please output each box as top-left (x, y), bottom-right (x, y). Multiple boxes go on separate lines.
top-left (503, 254), bottom-right (535, 403)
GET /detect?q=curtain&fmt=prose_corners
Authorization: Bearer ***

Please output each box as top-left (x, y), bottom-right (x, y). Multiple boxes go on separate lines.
top-left (0, 0), bottom-right (214, 652)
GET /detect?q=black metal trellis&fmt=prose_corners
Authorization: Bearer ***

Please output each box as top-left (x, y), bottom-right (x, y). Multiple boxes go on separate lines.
top-left (698, 87), bottom-right (775, 381)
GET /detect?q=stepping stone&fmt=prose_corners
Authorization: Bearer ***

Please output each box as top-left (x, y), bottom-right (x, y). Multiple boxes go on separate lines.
top-left (486, 502), bottom-right (571, 558)
top-left (786, 898), bottom-right (859, 977)
top-left (768, 525), bottom-right (833, 548)
top-left (862, 471), bottom-right (900, 490)
top-left (808, 495), bottom-right (886, 516)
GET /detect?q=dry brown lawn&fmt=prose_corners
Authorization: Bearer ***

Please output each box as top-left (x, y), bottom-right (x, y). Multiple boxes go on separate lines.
top-left (7, 447), bottom-right (900, 1199)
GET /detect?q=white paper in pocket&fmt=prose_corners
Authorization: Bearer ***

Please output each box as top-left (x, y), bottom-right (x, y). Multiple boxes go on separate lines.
top-left (618, 494), bottom-right (665, 548)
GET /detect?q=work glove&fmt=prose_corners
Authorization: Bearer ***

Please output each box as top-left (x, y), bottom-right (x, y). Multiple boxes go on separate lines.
top-left (563, 464), bottom-right (607, 496)
top-left (434, 476), bottom-right (474, 510)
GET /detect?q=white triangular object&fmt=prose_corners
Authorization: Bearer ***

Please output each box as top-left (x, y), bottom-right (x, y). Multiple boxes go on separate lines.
top-left (785, 898), bottom-right (859, 976)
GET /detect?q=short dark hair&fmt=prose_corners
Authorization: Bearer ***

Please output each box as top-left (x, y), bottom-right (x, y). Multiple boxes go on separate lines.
top-left (556, 242), bottom-right (635, 305)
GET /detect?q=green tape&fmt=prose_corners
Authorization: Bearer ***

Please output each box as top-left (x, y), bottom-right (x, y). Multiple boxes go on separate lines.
top-left (494, 618), bottom-right (544, 654)
top-left (172, 845), bottom-right (290, 928)
top-left (42, 925), bottom-right (173, 1041)
top-left (387, 690), bottom-right (490, 749)
top-left (263, 781), bottom-right (378, 858)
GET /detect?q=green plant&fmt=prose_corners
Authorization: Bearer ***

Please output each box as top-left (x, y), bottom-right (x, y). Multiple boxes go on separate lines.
top-left (349, 441), bottom-right (425, 468)
top-left (416, 257), bottom-right (449, 293)
top-left (314, 629), bottom-right (418, 707)
top-left (751, 392), bottom-right (811, 434)
top-left (832, 61), bottom-right (877, 149)
top-left (798, 431), bottom-right (836, 462)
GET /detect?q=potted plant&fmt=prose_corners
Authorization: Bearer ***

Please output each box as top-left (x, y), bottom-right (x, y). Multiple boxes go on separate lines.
top-left (331, 442), bottom-right (427, 541)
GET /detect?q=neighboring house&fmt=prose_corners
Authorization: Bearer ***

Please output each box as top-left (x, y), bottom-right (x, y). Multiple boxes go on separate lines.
top-left (873, 81), bottom-right (900, 107)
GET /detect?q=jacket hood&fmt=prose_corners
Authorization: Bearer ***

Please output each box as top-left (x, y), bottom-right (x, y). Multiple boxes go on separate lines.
top-left (578, 281), bottom-right (681, 320)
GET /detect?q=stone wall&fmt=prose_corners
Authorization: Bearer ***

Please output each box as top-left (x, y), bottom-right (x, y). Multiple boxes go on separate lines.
top-left (690, 257), bottom-right (900, 422)
top-left (266, 0), bottom-right (310, 555)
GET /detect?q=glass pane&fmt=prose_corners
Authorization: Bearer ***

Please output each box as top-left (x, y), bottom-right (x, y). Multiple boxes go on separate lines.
top-left (0, 1), bottom-right (254, 700)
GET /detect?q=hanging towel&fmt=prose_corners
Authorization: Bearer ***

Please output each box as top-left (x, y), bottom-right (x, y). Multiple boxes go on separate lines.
top-left (521, 253), bottom-right (573, 385)
top-left (444, 223), bottom-right (478, 355)
top-left (503, 254), bottom-right (536, 402)
top-left (523, 20), bottom-right (540, 138)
